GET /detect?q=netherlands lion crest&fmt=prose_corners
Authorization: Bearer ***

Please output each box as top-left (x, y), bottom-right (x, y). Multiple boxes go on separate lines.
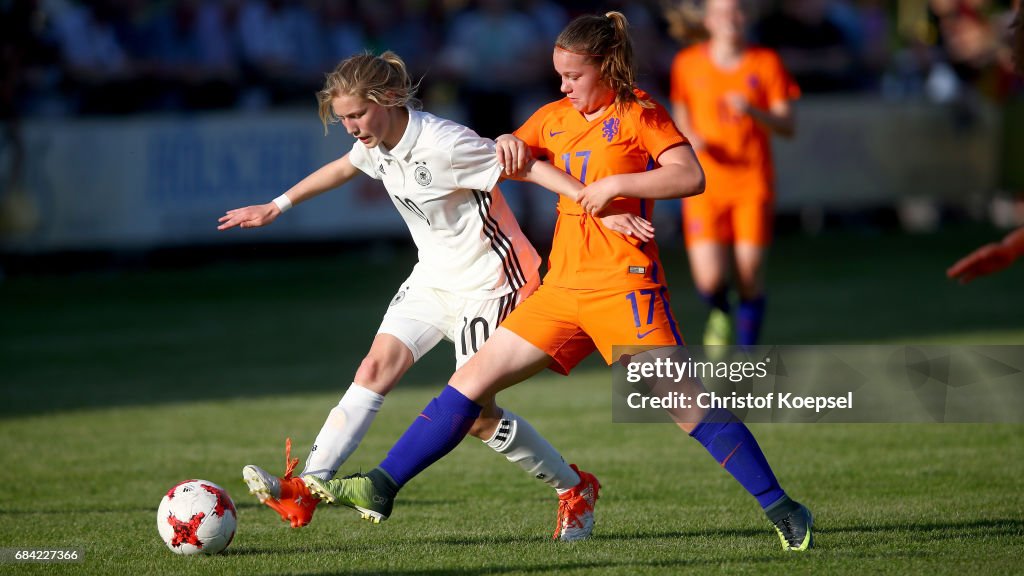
top-left (414, 165), bottom-right (432, 186)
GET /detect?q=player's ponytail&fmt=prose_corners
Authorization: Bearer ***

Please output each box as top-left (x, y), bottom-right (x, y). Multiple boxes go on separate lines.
top-left (555, 11), bottom-right (653, 114)
top-left (317, 51), bottom-right (423, 133)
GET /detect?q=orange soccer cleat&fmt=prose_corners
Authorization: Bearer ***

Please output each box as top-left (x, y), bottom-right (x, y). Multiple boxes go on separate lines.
top-left (242, 438), bottom-right (320, 528)
top-left (553, 464), bottom-right (600, 541)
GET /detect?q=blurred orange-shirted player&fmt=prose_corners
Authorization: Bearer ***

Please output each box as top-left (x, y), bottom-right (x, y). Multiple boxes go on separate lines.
top-left (667, 0), bottom-right (799, 347)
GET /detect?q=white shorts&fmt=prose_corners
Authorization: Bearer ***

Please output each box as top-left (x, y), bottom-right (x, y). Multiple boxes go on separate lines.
top-left (378, 275), bottom-right (540, 369)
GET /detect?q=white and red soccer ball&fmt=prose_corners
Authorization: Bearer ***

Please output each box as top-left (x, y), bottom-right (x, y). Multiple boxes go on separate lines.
top-left (157, 479), bottom-right (237, 555)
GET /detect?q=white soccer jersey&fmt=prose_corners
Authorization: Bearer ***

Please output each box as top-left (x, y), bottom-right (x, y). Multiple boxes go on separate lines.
top-left (348, 109), bottom-right (540, 298)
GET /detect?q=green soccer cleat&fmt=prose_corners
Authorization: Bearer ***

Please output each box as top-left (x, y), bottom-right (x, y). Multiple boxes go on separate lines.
top-left (303, 469), bottom-right (396, 524)
top-left (703, 308), bottom-right (734, 346)
top-left (770, 501), bottom-right (814, 552)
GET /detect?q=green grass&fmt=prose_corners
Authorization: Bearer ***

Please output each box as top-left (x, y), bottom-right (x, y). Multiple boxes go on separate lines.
top-left (1, 225), bottom-right (1023, 574)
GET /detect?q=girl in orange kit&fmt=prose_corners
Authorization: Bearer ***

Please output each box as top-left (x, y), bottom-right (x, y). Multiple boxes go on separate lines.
top-left (668, 0), bottom-right (800, 346)
top-left (306, 12), bottom-right (813, 551)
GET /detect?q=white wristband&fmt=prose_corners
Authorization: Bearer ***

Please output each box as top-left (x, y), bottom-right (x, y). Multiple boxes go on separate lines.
top-left (272, 194), bottom-right (293, 213)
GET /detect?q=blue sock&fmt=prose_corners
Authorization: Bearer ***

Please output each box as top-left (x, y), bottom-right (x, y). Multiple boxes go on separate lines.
top-left (736, 296), bottom-right (765, 347)
top-left (689, 408), bottom-right (786, 509)
top-left (699, 287), bottom-right (731, 314)
top-left (379, 386), bottom-right (481, 488)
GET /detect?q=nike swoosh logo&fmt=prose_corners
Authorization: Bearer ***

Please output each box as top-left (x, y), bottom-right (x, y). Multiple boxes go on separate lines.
top-left (721, 441), bottom-right (743, 467)
top-left (636, 328), bottom-right (657, 339)
top-left (418, 413), bottom-right (432, 421)
top-left (548, 130), bottom-right (566, 137)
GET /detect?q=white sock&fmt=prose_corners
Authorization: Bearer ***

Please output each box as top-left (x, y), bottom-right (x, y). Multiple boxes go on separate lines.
top-left (301, 383), bottom-right (385, 481)
top-left (483, 409), bottom-right (581, 493)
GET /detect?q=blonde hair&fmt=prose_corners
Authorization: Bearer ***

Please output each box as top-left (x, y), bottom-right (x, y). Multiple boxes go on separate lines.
top-left (317, 51), bottom-right (422, 132)
top-left (664, 0), bottom-right (709, 45)
top-left (555, 11), bottom-right (653, 113)
top-left (664, 0), bottom-right (753, 45)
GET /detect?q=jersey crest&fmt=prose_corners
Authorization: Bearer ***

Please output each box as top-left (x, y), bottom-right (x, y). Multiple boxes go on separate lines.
top-left (390, 288), bottom-right (407, 306)
top-left (602, 118), bottom-right (620, 142)
top-left (414, 162), bottom-right (432, 186)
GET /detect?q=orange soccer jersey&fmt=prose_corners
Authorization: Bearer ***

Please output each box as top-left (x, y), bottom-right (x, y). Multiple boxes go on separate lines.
top-left (499, 91), bottom-right (689, 373)
top-left (514, 90), bottom-right (686, 292)
top-left (670, 43), bottom-right (799, 202)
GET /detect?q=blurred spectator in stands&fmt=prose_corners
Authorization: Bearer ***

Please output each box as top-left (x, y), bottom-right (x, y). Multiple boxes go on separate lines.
top-left (359, 0), bottom-right (441, 83)
top-left (930, 0), bottom-right (1018, 99)
top-left (826, 0), bottom-right (891, 89)
top-left (928, 2), bottom-right (1022, 224)
top-left (1015, 0), bottom-right (1024, 64)
top-left (603, 0), bottom-right (673, 99)
top-left (318, 0), bottom-right (366, 70)
top-left (755, 0), bottom-right (862, 92)
top-left (49, 0), bottom-right (146, 113)
top-left (2, 0), bottom-right (33, 188)
top-left (993, 1), bottom-right (1024, 234)
top-left (1, 0), bottom-right (49, 234)
top-left (438, 0), bottom-right (545, 138)
top-left (853, 0), bottom-right (892, 88)
top-left (947, 4), bottom-right (1024, 284)
top-left (146, 0), bottom-right (242, 111)
top-left (523, 0), bottom-right (569, 46)
top-left (237, 0), bottom-right (322, 107)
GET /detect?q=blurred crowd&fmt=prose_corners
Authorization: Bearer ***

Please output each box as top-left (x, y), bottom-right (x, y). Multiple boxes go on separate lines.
top-left (0, 0), bottom-right (1021, 126)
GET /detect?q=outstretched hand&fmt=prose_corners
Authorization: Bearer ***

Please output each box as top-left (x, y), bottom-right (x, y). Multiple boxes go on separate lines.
top-left (946, 243), bottom-right (1016, 284)
top-left (217, 204), bottom-right (280, 230)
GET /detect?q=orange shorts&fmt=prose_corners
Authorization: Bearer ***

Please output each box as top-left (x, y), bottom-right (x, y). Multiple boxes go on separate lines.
top-left (682, 194), bottom-right (773, 247)
top-left (499, 282), bottom-right (685, 375)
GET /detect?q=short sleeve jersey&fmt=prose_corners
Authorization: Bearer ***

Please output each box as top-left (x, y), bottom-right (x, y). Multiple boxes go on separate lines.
top-left (670, 44), bottom-right (800, 199)
top-left (514, 90), bottom-right (685, 290)
top-left (349, 109), bottom-right (540, 298)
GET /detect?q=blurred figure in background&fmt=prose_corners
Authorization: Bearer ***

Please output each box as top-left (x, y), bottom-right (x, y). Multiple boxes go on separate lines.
top-left (438, 0), bottom-right (546, 138)
top-left (948, 3), bottom-right (1024, 284)
top-left (667, 0), bottom-right (800, 347)
top-left (146, 0), bottom-right (243, 110)
top-left (839, 0), bottom-right (892, 90)
top-left (1, 0), bottom-right (36, 235)
top-left (755, 0), bottom-right (861, 92)
top-left (437, 0), bottom-right (549, 243)
top-left (522, 0), bottom-right (569, 46)
top-left (1016, 0), bottom-right (1024, 60)
top-left (49, 0), bottom-right (140, 114)
top-left (236, 0), bottom-right (322, 107)
top-left (358, 0), bottom-right (442, 83)
top-left (318, 0), bottom-right (366, 71)
top-left (929, 0), bottom-right (1017, 98)
top-left (1, 0), bottom-right (31, 188)
top-left (1, 0), bottom-right (61, 236)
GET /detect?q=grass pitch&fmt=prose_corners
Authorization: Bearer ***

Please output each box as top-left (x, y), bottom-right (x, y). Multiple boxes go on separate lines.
top-left (1, 224), bottom-right (1023, 575)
